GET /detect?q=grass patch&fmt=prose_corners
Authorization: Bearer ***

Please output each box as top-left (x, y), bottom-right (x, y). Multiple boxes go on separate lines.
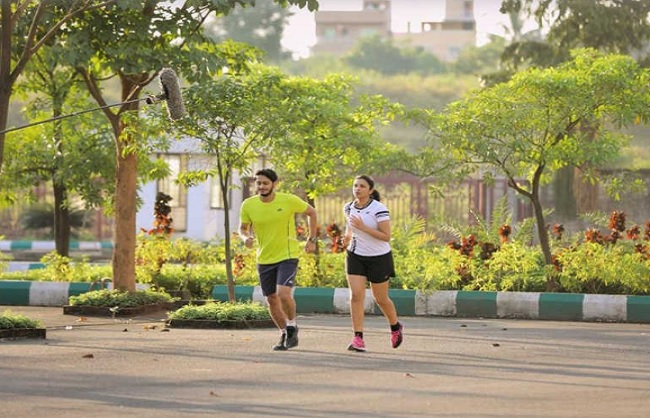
top-left (68, 289), bottom-right (174, 308)
top-left (0, 310), bottom-right (42, 329)
top-left (168, 301), bottom-right (270, 321)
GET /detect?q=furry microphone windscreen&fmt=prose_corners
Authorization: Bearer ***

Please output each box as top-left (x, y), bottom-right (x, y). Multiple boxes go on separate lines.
top-left (158, 68), bottom-right (186, 121)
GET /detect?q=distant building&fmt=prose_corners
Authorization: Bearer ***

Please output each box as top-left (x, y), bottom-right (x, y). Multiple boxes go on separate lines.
top-left (312, 0), bottom-right (476, 62)
top-left (313, 0), bottom-right (392, 55)
top-left (394, 0), bottom-right (475, 61)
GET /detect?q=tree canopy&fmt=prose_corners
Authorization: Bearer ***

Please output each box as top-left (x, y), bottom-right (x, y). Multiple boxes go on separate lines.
top-left (1, 0), bottom-right (319, 292)
top-left (416, 49), bottom-right (650, 284)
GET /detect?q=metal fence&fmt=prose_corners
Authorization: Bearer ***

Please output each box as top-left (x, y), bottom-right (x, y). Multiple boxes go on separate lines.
top-left (315, 173), bottom-right (533, 230)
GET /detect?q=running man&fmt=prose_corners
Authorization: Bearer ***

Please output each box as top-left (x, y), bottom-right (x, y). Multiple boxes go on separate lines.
top-left (239, 168), bottom-right (318, 351)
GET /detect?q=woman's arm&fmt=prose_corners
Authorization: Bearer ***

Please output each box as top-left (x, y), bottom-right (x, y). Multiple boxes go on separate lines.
top-left (349, 215), bottom-right (391, 242)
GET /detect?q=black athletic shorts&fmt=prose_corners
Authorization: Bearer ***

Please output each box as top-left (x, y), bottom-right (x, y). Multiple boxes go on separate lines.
top-left (345, 251), bottom-right (395, 284)
top-left (257, 258), bottom-right (298, 296)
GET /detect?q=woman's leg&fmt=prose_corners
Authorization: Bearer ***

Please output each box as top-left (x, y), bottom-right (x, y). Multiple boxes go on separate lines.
top-left (370, 280), bottom-right (398, 325)
top-left (347, 274), bottom-right (367, 332)
top-left (370, 280), bottom-right (403, 349)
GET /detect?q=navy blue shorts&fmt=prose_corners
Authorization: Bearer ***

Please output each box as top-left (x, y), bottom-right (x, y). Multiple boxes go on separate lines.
top-left (346, 251), bottom-right (395, 284)
top-left (257, 259), bottom-right (299, 296)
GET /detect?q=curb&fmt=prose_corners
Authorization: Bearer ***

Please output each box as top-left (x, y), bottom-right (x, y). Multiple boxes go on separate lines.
top-left (5, 262), bottom-right (108, 272)
top-left (5, 262), bottom-right (46, 272)
top-left (1, 282), bottom-right (648, 323)
top-left (211, 286), bottom-right (650, 324)
top-left (0, 281), bottom-right (149, 307)
top-left (0, 240), bottom-right (113, 251)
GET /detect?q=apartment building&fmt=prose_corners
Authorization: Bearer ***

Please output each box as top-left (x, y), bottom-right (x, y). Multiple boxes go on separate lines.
top-left (312, 0), bottom-right (476, 62)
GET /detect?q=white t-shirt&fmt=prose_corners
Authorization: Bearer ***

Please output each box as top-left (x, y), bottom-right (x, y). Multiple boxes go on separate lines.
top-left (344, 199), bottom-right (391, 256)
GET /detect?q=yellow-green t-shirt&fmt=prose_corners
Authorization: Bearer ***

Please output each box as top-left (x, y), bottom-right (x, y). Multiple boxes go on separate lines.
top-left (240, 192), bottom-right (308, 265)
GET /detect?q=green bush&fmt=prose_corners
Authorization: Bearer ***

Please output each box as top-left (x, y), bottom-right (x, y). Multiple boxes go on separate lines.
top-left (4, 210), bottom-right (650, 296)
top-left (467, 241), bottom-right (547, 292)
top-left (39, 252), bottom-right (112, 283)
top-left (168, 301), bottom-right (270, 321)
top-left (556, 241), bottom-right (650, 294)
top-left (296, 252), bottom-right (347, 288)
top-left (68, 289), bottom-right (174, 308)
top-left (0, 310), bottom-right (42, 329)
top-left (151, 263), bottom-right (258, 298)
top-left (395, 245), bottom-right (464, 291)
top-left (0, 270), bottom-right (47, 281)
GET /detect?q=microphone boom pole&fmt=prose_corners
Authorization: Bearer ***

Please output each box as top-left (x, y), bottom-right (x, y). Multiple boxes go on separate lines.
top-left (0, 97), bottom-right (148, 135)
top-left (0, 68), bottom-right (185, 135)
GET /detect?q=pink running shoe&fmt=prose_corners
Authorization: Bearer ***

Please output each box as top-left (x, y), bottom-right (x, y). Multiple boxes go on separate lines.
top-left (347, 335), bottom-right (366, 352)
top-left (391, 323), bottom-right (404, 349)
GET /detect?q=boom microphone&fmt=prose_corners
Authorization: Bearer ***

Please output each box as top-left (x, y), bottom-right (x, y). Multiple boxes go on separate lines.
top-left (155, 68), bottom-right (185, 121)
top-left (0, 68), bottom-right (186, 135)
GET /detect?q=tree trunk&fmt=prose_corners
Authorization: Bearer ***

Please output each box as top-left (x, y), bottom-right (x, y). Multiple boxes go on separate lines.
top-left (111, 78), bottom-right (140, 292)
top-left (52, 93), bottom-right (70, 257)
top-left (222, 175), bottom-right (236, 302)
top-left (530, 193), bottom-right (559, 292)
top-left (573, 122), bottom-right (600, 213)
top-left (573, 167), bottom-right (599, 212)
top-left (53, 183), bottom-right (70, 258)
top-left (531, 196), bottom-right (551, 266)
top-left (0, 88), bottom-right (9, 172)
top-left (112, 127), bottom-right (137, 292)
top-left (553, 166), bottom-right (577, 220)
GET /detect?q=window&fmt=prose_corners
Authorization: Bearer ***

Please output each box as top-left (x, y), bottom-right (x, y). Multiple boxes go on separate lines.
top-left (157, 154), bottom-right (187, 232)
top-left (324, 28), bottom-right (337, 39)
top-left (464, 1), bottom-right (473, 18)
top-left (210, 176), bottom-right (231, 209)
top-left (361, 28), bottom-right (378, 37)
top-left (448, 46), bottom-right (461, 60)
top-left (462, 22), bottom-right (475, 31)
top-left (364, 1), bottom-right (385, 11)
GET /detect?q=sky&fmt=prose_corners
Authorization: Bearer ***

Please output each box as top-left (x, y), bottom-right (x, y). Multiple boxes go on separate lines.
top-left (282, 0), bottom-right (524, 58)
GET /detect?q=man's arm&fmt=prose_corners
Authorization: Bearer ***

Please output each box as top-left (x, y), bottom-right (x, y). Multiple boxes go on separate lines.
top-left (239, 221), bottom-right (254, 248)
top-left (304, 205), bottom-right (318, 241)
top-left (304, 204), bottom-right (318, 253)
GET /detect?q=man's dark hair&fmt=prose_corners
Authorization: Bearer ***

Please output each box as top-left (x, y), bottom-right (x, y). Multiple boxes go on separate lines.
top-left (256, 168), bottom-right (278, 182)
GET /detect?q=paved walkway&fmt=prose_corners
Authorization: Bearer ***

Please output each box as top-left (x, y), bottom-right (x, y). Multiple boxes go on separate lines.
top-left (1, 306), bottom-right (650, 417)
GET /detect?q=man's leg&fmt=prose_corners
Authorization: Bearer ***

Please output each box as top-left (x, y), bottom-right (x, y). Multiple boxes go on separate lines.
top-left (276, 259), bottom-right (299, 348)
top-left (259, 263), bottom-right (289, 351)
top-left (266, 292), bottom-right (288, 330)
top-left (277, 284), bottom-right (296, 322)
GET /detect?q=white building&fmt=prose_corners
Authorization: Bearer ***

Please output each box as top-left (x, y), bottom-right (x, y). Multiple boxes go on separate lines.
top-left (136, 137), bottom-right (255, 241)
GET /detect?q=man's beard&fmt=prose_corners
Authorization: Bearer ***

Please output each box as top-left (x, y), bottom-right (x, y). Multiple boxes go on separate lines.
top-left (259, 186), bottom-right (274, 197)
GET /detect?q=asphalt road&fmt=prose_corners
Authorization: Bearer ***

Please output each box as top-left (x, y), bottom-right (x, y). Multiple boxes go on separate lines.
top-left (1, 306), bottom-right (649, 418)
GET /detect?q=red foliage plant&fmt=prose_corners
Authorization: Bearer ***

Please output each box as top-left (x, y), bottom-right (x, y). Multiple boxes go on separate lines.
top-left (326, 223), bottom-right (345, 253)
top-left (141, 192), bottom-right (174, 236)
top-left (498, 224), bottom-right (511, 244)
top-left (645, 221), bottom-right (650, 241)
top-left (233, 253), bottom-right (245, 277)
top-left (551, 224), bottom-right (564, 240)
top-left (608, 211), bottom-right (626, 232)
top-left (626, 225), bottom-right (641, 240)
top-left (585, 228), bottom-right (604, 244)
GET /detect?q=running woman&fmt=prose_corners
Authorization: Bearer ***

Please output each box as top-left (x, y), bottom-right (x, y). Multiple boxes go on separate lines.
top-left (343, 175), bottom-right (403, 352)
